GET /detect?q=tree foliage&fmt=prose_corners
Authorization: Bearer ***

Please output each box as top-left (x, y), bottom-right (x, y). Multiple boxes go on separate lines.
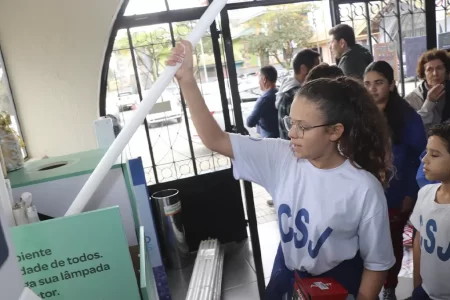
top-left (242, 5), bottom-right (314, 69)
top-left (0, 76), bottom-right (11, 112)
top-left (114, 22), bottom-right (213, 85)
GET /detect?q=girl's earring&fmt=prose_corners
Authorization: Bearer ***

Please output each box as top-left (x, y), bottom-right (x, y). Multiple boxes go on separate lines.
top-left (338, 141), bottom-right (345, 156)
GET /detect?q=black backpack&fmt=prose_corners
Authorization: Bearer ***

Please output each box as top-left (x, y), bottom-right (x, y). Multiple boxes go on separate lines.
top-left (277, 86), bottom-right (300, 140)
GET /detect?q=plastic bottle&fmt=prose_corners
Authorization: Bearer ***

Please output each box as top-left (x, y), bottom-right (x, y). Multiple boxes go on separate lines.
top-left (26, 206), bottom-right (40, 223)
top-left (12, 200), bottom-right (28, 226)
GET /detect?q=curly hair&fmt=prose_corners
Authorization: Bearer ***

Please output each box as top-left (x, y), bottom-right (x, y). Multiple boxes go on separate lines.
top-left (298, 77), bottom-right (394, 187)
top-left (416, 49), bottom-right (450, 80)
top-left (305, 63), bottom-right (344, 82)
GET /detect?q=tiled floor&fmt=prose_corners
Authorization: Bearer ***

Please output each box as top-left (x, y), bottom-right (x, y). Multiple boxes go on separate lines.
top-left (167, 221), bottom-right (279, 300)
top-left (167, 220), bottom-right (415, 300)
top-left (252, 183), bottom-right (276, 225)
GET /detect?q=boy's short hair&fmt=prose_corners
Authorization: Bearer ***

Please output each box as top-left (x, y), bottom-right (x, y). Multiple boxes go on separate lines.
top-left (428, 121), bottom-right (450, 153)
top-left (292, 49), bottom-right (320, 75)
top-left (305, 63), bottom-right (344, 82)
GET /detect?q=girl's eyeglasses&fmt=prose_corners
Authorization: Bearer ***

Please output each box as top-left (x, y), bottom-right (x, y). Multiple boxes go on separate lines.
top-left (283, 116), bottom-right (333, 138)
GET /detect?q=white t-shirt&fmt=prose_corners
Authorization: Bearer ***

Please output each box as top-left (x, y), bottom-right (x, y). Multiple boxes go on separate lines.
top-left (230, 134), bottom-right (395, 275)
top-left (410, 183), bottom-right (450, 300)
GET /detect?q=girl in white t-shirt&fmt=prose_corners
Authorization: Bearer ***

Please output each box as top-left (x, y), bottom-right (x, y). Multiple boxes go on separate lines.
top-left (166, 41), bottom-right (395, 300)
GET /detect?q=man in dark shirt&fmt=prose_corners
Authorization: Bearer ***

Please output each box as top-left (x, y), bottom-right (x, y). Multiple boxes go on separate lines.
top-left (246, 66), bottom-right (279, 138)
top-left (329, 24), bottom-right (373, 79)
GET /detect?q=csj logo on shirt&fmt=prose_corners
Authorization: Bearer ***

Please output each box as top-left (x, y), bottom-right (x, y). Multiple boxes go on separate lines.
top-left (278, 205), bottom-right (333, 258)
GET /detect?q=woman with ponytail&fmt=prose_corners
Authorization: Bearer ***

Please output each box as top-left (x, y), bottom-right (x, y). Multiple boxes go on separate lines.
top-left (364, 61), bottom-right (427, 300)
top-left (167, 41), bottom-right (396, 300)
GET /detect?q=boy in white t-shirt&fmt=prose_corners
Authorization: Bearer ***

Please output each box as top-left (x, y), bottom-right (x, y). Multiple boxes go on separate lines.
top-left (410, 122), bottom-right (450, 300)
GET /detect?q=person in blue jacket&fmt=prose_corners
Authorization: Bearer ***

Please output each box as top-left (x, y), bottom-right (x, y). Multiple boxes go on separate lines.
top-left (246, 65), bottom-right (279, 138)
top-left (364, 61), bottom-right (427, 300)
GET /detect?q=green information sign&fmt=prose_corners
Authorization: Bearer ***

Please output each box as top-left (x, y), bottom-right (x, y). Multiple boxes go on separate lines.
top-left (10, 207), bottom-right (140, 300)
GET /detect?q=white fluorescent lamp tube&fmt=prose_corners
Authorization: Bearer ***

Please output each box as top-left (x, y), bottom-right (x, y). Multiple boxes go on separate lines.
top-left (65, 0), bottom-right (228, 216)
top-left (186, 239), bottom-right (223, 300)
top-left (213, 248), bottom-right (224, 300)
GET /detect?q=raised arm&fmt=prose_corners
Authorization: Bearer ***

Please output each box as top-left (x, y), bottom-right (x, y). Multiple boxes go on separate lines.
top-left (167, 41), bottom-right (233, 158)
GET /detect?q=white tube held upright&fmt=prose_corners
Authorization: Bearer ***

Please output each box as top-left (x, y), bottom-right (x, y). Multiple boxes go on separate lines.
top-left (65, 0), bottom-right (228, 216)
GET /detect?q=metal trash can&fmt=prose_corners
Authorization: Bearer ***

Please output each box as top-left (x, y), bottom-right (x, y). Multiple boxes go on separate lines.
top-left (152, 189), bottom-right (190, 269)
